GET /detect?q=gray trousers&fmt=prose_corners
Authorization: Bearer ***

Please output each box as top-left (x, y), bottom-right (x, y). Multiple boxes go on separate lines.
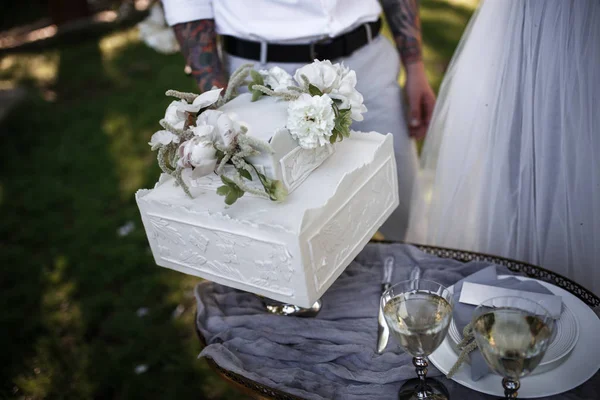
top-left (224, 35), bottom-right (420, 241)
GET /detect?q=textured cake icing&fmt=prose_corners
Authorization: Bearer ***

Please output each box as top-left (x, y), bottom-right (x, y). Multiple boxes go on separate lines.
top-left (137, 132), bottom-right (398, 306)
top-left (136, 61), bottom-right (399, 306)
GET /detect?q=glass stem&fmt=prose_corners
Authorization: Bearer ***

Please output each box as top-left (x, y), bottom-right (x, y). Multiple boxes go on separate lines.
top-left (502, 377), bottom-right (520, 399)
top-left (413, 357), bottom-right (430, 397)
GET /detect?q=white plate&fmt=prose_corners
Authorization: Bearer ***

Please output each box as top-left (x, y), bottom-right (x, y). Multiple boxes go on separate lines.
top-left (429, 275), bottom-right (600, 398)
top-left (447, 278), bottom-right (579, 375)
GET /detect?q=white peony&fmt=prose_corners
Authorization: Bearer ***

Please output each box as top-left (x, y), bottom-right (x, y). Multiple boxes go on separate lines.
top-left (177, 137), bottom-right (218, 178)
top-left (330, 64), bottom-right (367, 121)
top-left (164, 100), bottom-right (188, 130)
top-left (286, 93), bottom-right (335, 149)
top-left (260, 66), bottom-right (294, 93)
top-left (196, 110), bottom-right (243, 148)
top-left (148, 130), bottom-right (180, 148)
top-left (294, 59), bottom-right (340, 93)
top-left (292, 60), bottom-right (366, 122)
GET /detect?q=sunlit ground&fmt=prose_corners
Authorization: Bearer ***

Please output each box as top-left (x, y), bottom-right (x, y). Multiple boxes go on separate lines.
top-left (0, 1), bottom-right (476, 398)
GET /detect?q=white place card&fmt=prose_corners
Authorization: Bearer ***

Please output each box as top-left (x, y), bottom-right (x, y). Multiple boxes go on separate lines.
top-left (459, 281), bottom-right (563, 319)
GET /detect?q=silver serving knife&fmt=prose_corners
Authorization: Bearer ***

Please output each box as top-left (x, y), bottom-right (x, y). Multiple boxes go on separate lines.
top-left (376, 256), bottom-right (394, 354)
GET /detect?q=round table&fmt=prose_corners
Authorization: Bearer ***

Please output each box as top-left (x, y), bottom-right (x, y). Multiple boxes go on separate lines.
top-left (195, 243), bottom-right (599, 400)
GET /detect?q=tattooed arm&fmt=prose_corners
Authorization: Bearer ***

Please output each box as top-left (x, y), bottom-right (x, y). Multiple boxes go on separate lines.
top-left (379, 0), bottom-right (435, 139)
top-left (172, 19), bottom-right (227, 92)
top-left (380, 0), bottom-right (423, 65)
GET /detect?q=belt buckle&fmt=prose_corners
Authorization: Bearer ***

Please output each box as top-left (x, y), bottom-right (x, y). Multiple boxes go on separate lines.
top-left (309, 37), bottom-right (331, 61)
top-left (364, 22), bottom-right (373, 43)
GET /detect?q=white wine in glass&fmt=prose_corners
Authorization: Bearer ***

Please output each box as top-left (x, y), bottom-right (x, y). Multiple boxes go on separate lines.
top-left (472, 296), bottom-right (555, 399)
top-left (382, 279), bottom-right (454, 400)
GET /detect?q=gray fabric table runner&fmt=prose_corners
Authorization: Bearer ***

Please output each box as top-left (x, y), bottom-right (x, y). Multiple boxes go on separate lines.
top-left (195, 243), bottom-right (598, 399)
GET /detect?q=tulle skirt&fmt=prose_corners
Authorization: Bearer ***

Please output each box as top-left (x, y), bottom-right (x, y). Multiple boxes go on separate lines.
top-left (407, 0), bottom-right (600, 294)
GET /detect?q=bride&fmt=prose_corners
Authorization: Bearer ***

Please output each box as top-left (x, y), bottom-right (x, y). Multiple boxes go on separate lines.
top-left (407, 0), bottom-right (600, 294)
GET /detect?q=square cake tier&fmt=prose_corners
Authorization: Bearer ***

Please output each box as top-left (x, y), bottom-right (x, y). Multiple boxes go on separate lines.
top-left (136, 131), bottom-right (398, 307)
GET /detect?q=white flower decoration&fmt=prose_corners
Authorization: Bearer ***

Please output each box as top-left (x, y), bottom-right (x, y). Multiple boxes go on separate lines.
top-left (330, 64), bottom-right (367, 121)
top-left (293, 60), bottom-right (366, 121)
top-left (148, 130), bottom-right (180, 148)
top-left (164, 89), bottom-right (222, 130)
top-left (286, 93), bottom-right (335, 149)
top-left (177, 137), bottom-right (218, 178)
top-left (190, 124), bottom-right (215, 140)
top-left (260, 66), bottom-right (294, 93)
top-left (196, 110), bottom-right (243, 148)
top-left (177, 88), bottom-right (223, 113)
top-left (294, 59), bottom-right (340, 93)
top-left (164, 100), bottom-right (188, 130)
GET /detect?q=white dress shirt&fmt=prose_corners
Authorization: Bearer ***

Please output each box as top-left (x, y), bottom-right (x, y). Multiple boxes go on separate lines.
top-left (162, 0), bottom-right (382, 43)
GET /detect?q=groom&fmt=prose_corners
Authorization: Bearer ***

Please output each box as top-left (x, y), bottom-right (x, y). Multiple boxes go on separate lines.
top-left (162, 0), bottom-right (435, 241)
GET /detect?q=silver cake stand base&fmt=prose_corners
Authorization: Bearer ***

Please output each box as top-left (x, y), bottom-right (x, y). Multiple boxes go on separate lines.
top-left (258, 296), bottom-right (322, 317)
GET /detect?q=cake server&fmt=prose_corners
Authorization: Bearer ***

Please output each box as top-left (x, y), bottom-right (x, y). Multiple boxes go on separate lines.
top-left (376, 256), bottom-right (394, 354)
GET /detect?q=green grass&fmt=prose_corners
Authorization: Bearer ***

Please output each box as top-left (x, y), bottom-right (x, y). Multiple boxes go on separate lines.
top-left (0, 2), bottom-right (475, 398)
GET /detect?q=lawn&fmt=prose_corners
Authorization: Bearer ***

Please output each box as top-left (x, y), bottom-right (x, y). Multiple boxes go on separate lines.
top-left (0, 1), bottom-right (476, 398)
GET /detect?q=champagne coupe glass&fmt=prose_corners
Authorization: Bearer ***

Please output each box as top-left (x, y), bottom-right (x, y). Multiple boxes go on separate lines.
top-left (472, 296), bottom-right (555, 399)
top-left (381, 279), bottom-right (454, 400)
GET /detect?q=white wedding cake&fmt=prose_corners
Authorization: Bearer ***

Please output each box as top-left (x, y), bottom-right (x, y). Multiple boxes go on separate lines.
top-left (136, 61), bottom-right (399, 307)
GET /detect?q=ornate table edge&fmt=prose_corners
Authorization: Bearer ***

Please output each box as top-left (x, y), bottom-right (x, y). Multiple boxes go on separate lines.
top-left (194, 242), bottom-right (600, 400)
top-left (404, 242), bottom-right (599, 308)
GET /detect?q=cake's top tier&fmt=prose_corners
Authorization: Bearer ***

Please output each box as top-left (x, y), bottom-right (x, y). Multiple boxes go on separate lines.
top-left (218, 93), bottom-right (287, 143)
top-left (147, 60), bottom-right (367, 205)
top-left (213, 93), bottom-right (330, 195)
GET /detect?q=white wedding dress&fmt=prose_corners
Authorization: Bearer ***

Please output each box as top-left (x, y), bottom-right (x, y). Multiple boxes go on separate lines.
top-left (407, 0), bottom-right (600, 294)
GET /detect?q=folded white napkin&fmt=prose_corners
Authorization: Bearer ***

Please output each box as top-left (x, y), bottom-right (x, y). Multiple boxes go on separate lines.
top-left (452, 266), bottom-right (561, 381)
top-left (460, 281), bottom-right (563, 319)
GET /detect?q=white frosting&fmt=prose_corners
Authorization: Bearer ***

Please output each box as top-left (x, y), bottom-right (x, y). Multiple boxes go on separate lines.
top-left (137, 131), bottom-right (399, 307)
top-left (219, 94), bottom-right (288, 142)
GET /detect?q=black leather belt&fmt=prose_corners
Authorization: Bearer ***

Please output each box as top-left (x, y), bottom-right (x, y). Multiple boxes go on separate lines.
top-left (221, 18), bottom-right (382, 63)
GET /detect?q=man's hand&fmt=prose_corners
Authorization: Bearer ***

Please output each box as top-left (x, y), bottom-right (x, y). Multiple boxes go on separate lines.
top-left (380, 0), bottom-right (436, 138)
top-left (173, 19), bottom-right (227, 92)
top-left (405, 62), bottom-right (435, 139)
